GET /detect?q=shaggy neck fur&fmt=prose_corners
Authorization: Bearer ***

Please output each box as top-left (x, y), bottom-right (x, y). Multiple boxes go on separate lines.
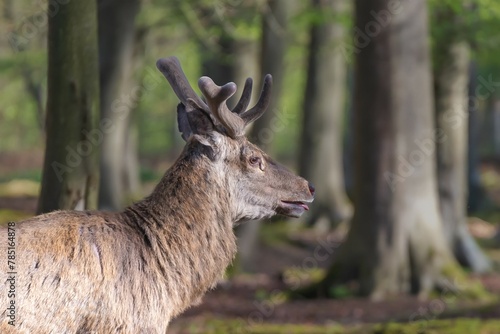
top-left (123, 142), bottom-right (237, 316)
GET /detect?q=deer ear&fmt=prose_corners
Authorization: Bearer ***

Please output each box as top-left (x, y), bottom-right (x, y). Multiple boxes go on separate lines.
top-left (192, 132), bottom-right (223, 153)
top-left (177, 103), bottom-right (192, 141)
top-left (176, 102), bottom-right (214, 141)
top-left (192, 134), bottom-right (214, 148)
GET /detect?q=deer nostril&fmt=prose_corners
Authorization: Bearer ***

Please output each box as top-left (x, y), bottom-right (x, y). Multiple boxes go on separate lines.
top-left (308, 182), bottom-right (315, 196)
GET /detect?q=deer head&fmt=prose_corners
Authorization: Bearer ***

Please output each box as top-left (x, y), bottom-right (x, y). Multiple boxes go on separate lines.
top-left (156, 57), bottom-right (314, 222)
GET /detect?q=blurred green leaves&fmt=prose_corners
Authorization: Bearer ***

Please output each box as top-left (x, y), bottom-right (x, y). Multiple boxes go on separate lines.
top-left (3, 0), bottom-right (500, 157)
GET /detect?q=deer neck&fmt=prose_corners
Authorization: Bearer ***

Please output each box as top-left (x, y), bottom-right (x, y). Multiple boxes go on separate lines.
top-left (124, 149), bottom-right (237, 313)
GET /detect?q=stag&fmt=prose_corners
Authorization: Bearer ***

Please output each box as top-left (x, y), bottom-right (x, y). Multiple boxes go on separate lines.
top-left (0, 57), bottom-right (314, 333)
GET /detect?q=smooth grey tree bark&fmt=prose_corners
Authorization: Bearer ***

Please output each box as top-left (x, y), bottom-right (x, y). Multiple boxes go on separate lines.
top-left (298, 0), bottom-right (352, 229)
top-left (97, 0), bottom-right (141, 210)
top-left (309, 0), bottom-right (463, 299)
top-left (433, 5), bottom-right (490, 273)
top-left (38, 0), bottom-right (100, 214)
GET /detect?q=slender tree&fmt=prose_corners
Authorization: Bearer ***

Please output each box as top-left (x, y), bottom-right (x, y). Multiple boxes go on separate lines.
top-left (298, 0), bottom-right (352, 228)
top-left (432, 2), bottom-right (490, 272)
top-left (310, 0), bottom-right (464, 299)
top-left (175, 1), bottom-right (259, 96)
top-left (37, 0), bottom-right (100, 214)
top-left (2, 0), bottom-right (13, 21)
top-left (97, 0), bottom-right (141, 210)
top-left (236, 0), bottom-right (291, 272)
top-left (250, 0), bottom-right (289, 150)
top-left (467, 62), bottom-right (487, 212)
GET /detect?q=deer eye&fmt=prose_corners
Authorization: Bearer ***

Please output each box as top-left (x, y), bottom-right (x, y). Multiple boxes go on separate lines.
top-left (249, 156), bottom-right (261, 166)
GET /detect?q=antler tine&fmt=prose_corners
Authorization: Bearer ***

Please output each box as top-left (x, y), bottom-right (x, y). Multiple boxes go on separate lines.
top-left (156, 57), bottom-right (208, 111)
top-left (198, 76), bottom-right (245, 138)
top-left (241, 74), bottom-right (273, 125)
top-left (231, 78), bottom-right (253, 115)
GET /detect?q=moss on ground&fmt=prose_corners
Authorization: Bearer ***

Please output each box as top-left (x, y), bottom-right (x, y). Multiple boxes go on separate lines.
top-left (0, 170), bottom-right (42, 183)
top-left (170, 318), bottom-right (500, 334)
top-left (171, 318), bottom-right (350, 334)
top-left (259, 220), bottom-right (299, 246)
top-left (0, 179), bottom-right (40, 197)
top-left (439, 263), bottom-right (494, 302)
top-left (373, 319), bottom-right (500, 334)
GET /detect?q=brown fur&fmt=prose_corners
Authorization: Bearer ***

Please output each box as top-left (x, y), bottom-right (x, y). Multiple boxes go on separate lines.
top-left (0, 58), bottom-right (313, 333)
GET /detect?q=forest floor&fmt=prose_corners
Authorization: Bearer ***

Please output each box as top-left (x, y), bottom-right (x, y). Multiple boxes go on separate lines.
top-left (2, 151), bottom-right (500, 333)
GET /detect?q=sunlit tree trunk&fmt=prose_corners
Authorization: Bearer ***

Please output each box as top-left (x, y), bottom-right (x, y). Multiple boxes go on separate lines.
top-left (97, 0), bottom-right (141, 210)
top-left (299, 0), bottom-right (352, 229)
top-left (38, 0), bottom-right (100, 214)
top-left (433, 4), bottom-right (490, 272)
top-left (311, 0), bottom-right (461, 299)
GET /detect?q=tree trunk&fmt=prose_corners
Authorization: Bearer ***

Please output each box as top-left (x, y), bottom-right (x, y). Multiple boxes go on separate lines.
top-left (467, 62), bottom-right (487, 213)
top-left (37, 0), bottom-right (100, 214)
top-left (200, 36), bottom-right (258, 109)
top-left (200, 35), bottom-right (235, 87)
top-left (433, 10), bottom-right (490, 272)
top-left (183, 5), bottom-right (261, 272)
top-left (193, 10), bottom-right (260, 274)
top-left (312, 0), bottom-right (461, 299)
top-left (298, 0), bottom-right (352, 229)
top-left (97, 0), bottom-right (140, 210)
top-left (495, 101), bottom-right (500, 156)
top-left (249, 0), bottom-right (289, 150)
top-left (21, 68), bottom-right (45, 130)
top-left (2, 0), bottom-right (13, 21)
top-left (235, 0), bottom-right (290, 273)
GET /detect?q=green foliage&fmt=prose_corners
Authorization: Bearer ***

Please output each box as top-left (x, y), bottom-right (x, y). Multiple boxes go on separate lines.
top-left (474, 0), bottom-right (500, 70)
top-left (0, 209), bottom-right (32, 225)
top-left (0, 0), bottom-right (324, 160)
top-left (428, 0), bottom-right (500, 74)
top-left (292, 1), bottom-right (352, 29)
top-left (428, 0), bottom-right (470, 71)
top-left (0, 53), bottom-right (45, 151)
top-left (1, 0), bottom-right (498, 163)
top-left (170, 0), bottom-right (262, 46)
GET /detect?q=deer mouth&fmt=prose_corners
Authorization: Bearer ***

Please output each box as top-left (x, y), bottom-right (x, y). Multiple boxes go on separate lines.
top-left (277, 200), bottom-right (311, 218)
